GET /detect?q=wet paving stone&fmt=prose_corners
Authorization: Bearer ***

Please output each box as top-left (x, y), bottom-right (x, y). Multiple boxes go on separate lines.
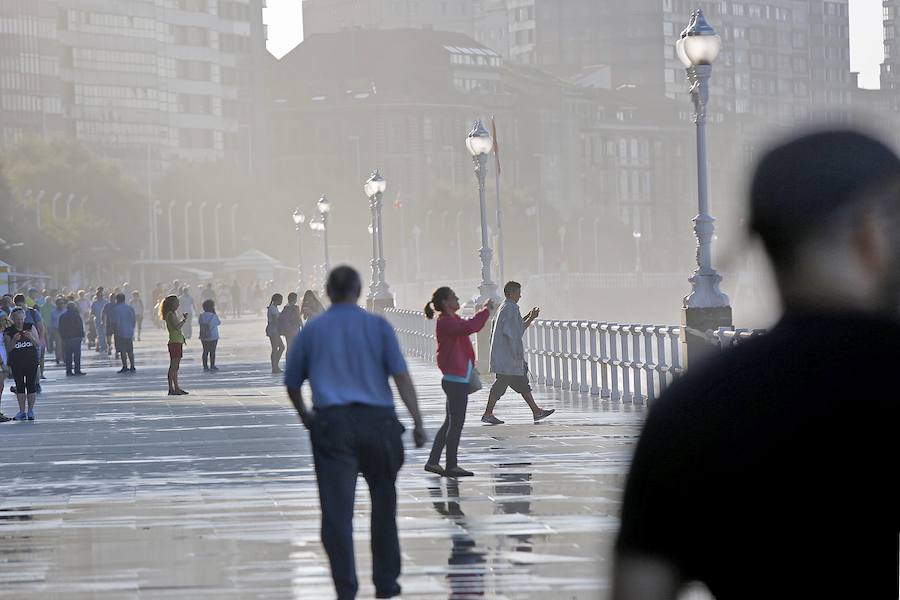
top-left (0, 316), bottom-right (646, 599)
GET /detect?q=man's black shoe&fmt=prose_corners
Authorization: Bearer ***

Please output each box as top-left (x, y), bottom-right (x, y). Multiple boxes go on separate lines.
top-left (66, 372), bottom-right (74, 377)
top-left (74, 371), bottom-right (86, 376)
top-left (375, 584), bottom-right (402, 599)
top-left (117, 368), bottom-right (129, 374)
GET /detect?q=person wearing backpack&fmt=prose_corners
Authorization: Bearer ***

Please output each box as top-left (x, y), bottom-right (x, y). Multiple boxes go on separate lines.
top-left (198, 299), bottom-right (221, 372)
top-left (279, 292), bottom-right (302, 350)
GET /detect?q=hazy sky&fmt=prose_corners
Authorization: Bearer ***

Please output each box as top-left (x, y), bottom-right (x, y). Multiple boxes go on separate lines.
top-left (264, 0), bottom-right (886, 89)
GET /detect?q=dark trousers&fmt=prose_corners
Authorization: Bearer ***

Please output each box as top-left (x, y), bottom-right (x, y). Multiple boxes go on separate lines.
top-left (310, 404), bottom-right (405, 600)
top-left (64, 338), bottom-right (82, 374)
top-left (428, 380), bottom-right (469, 469)
top-left (201, 339), bottom-right (217, 369)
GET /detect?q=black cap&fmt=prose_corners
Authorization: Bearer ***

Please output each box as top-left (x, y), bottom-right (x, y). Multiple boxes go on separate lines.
top-left (749, 130), bottom-right (900, 260)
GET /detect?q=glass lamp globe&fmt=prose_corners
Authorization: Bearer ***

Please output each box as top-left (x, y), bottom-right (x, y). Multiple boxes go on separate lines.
top-left (465, 120), bottom-right (493, 156)
top-left (364, 169), bottom-right (387, 197)
top-left (292, 209), bottom-right (305, 226)
top-left (317, 195), bottom-right (331, 214)
top-left (676, 9), bottom-right (721, 68)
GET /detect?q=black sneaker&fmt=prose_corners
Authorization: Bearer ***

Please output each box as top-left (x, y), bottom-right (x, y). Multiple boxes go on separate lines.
top-left (375, 584), bottom-right (402, 599)
top-left (129, 367), bottom-right (136, 372)
top-left (117, 368), bottom-right (129, 374)
top-left (74, 371), bottom-right (86, 376)
top-left (444, 466), bottom-right (474, 478)
top-left (0, 414), bottom-right (11, 423)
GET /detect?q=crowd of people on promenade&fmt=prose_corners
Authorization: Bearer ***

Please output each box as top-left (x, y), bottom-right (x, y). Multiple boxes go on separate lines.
top-left (0, 278), bottom-right (328, 419)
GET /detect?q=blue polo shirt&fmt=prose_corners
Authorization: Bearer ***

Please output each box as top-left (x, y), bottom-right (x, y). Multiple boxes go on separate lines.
top-left (284, 303), bottom-right (408, 410)
top-left (111, 303), bottom-right (136, 339)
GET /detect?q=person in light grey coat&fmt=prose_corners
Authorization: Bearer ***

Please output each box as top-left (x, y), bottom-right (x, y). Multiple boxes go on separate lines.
top-left (481, 281), bottom-right (555, 425)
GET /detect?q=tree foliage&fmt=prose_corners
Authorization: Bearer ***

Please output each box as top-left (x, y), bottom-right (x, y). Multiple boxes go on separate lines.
top-left (0, 137), bottom-right (145, 269)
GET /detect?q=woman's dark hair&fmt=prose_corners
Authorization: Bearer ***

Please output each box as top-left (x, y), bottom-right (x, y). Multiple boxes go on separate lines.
top-left (287, 292), bottom-right (298, 304)
top-left (160, 295), bottom-right (179, 320)
top-left (301, 290), bottom-right (324, 316)
top-left (270, 293), bottom-right (283, 306)
top-left (424, 287), bottom-right (453, 320)
top-left (202, 299), bottom-right (215, 313)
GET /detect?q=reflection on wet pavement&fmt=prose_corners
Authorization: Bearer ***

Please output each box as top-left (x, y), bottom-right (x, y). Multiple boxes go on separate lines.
top-left (0, 317), bottom-right (645, 599)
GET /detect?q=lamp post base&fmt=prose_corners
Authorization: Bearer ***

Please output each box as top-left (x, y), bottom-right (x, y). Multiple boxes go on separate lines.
top-left (475, 304), bottom-right (497, 374)
top-left (367, 296), bottom-right (395, 314)
top-left (680, 305), bottom-right (732, 371)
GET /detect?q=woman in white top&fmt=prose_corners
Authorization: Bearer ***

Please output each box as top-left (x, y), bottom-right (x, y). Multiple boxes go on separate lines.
top-left (265, 293), bottom-right (284, 373)
top-left (198, 299), bottom-right (221, 371)
top-left (178, 287), bottom-right (197, 340)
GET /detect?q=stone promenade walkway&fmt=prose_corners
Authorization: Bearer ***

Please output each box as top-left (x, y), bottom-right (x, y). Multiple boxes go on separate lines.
top-left (0, 315), bottom-right (645, 599)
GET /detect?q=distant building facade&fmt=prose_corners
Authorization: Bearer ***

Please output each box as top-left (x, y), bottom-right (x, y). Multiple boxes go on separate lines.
top-left (663, 1), bottom-right (852, 123)
top-left (0, 0), bottom-right (268, 182)
top-left (0, 0), bottom-right (66, 144)
top-left (882, 0), bottom-right (900, 111)
top-left (267, 29), bottom-right (697, 277)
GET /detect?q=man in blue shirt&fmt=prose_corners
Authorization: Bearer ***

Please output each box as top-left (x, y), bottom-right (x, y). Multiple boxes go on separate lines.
top-left (111, 293), bottom-right (136, 373)
top-left (284, 266), bottom-right (426, 600)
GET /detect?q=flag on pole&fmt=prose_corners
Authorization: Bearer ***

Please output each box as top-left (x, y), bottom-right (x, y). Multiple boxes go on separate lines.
top-left (491, 115), bottom-right (501, 176)
top-left (393, 192), bottom-right (402, 209)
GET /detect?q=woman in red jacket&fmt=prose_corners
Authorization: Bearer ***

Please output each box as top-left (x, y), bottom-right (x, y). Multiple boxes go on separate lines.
top-left (424, 287), bottom-right (494, 477)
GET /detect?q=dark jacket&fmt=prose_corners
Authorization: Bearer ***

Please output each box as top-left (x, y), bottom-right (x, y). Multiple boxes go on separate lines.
top-left (58, 308), bottom-right (85, 339)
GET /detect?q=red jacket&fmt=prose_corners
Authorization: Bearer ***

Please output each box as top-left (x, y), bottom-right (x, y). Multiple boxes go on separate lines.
top-left (435, 308), bottom-right (491, 378)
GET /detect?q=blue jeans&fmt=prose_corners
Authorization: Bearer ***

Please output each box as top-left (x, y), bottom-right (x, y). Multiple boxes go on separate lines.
top-left (310, 404), bottom-right (405, 599)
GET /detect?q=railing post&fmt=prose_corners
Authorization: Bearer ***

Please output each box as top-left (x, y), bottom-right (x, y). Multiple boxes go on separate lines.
top-left (655, 326), bottom-right (669, 396)
top-left (559, 321), bottom-right (570, 390)
top-left (609, 324), bottom-right (621, 400)
top-left (643, 325), bottom-right (656, 403)
top-left (670, 327), bottom-right (683, 378)
top-left (599, 323), bottom-right (611, 398)
top-left (569, 321), bottom-right (580, 392)
top-left (553, 321), bottom-right (562, 387)
top-left (620, 325), bottom-right (632, 403)
top-left (544, 322), bottom-right (554, 387)
top-left (631, 324), bottom-right (643, 405)
top-left (536, 321), bottom-right (546, 385)
top-left (588, 323), bottom-right (600, 396)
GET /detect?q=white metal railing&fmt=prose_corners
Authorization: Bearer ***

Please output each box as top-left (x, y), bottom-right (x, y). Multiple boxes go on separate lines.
top-left (713, 327), bottom-right (766, 348)
top-left (384, 308), bottom-right (437, 363)
top-left (384, 308), bottom-right (764, 404)
top-left (524, 320), bottom-right (682, 404)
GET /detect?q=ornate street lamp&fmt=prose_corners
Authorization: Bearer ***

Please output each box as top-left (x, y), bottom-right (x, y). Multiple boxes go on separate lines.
top-left (466, 120), bottom-right (500, 304)
top-left (317, 194), bottom-right (331, 275)
top-left (364, 169), bottom-right (393, 312)
top-left (292, 208), bottom-right (306, 289)
top-left (676, 8), bottom-right (732, 366)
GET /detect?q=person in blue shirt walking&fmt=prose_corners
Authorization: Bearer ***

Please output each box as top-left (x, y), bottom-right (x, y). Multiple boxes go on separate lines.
top-left (284, 266), bottom-right (427, 600)
top-left (111, 293), bottom-right (136, 373)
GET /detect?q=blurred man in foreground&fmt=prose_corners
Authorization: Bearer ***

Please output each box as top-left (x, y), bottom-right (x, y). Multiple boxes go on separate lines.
top-left (614, 129), bottom-right (900, 599)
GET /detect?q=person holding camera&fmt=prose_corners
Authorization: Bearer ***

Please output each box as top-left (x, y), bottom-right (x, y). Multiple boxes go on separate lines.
top-left (161, 295), bottom-right (188, 396)
top-left (423, 287), bottom-right (493, 478)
